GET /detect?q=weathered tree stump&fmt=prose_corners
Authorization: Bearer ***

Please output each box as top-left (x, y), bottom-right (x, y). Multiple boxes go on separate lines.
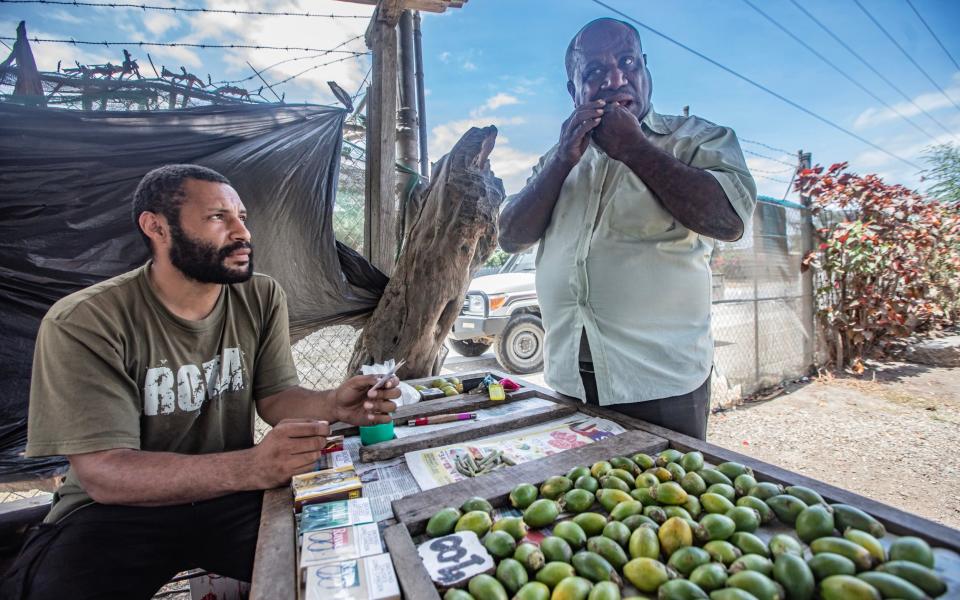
top-left (348, 126), bottom-right (505, 377)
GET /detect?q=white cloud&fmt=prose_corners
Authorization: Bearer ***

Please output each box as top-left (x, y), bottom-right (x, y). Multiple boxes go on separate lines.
top-left (853, 76), bottom-right (960, 129)
top-left (48, 10), bottom-right (85, 25)
top-left (462, 61), bottom-right (477, 71)
top-left (430, 115), bottom-right (539, 194)
top-left (143, 13), bottom-right (181, 36)
top-left (439, 51), bottom-right (451, 63)
top-left (484, 93), bottom-right (520, 111)
top-left (501, 75), bottom-right (546, 96)
top-left (180, 0), bottom-right (373, 104)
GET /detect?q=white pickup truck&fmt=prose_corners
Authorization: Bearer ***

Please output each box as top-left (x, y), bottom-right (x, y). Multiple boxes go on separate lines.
top-left (448, 247), bottom-right (543, 374)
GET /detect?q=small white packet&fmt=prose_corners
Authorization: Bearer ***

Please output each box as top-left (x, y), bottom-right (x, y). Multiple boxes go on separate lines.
top-left (360, 360), bottom-right (420, 407)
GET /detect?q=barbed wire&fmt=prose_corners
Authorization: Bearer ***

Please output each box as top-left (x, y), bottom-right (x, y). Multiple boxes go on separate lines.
top-left (269, 54), bottom-right (368, 90)
top-left (749, 165), bottom-right (796, 175)
top-left (352, 65), bottom-right (372, 101)
top-left (0, 0), bottom-right (369, 18)
top-left (743, 148), bottom-right (798, 168)
top-left (212, 35), bottom-right (366, 85)
top-left (740, 137), bottom-right (792, 155)
top-left (754, 173), bottom-right (793, 185)
top-left (0, 36), bottom-right (369, 54)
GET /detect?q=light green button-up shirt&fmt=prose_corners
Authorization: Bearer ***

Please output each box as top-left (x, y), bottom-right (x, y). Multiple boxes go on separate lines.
top-left (524, 108), bottom-right (756, 405)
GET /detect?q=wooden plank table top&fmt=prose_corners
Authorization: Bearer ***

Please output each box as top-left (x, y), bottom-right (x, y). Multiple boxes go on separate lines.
top-left (250, 488), bottom-right (297, 600)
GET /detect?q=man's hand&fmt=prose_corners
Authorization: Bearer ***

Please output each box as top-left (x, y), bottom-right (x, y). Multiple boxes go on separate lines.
top-left (593, 102), bottom-right (645, 162)
top-left (557, 100), bottom-right (606, 166)
top-left (250, 419), bottom-right (330, 488)
top-left (333, 374), bottom-right (400, 426)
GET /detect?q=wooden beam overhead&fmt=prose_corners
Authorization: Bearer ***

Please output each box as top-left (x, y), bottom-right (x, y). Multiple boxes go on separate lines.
top-left (334, 0), bottom-right (467, 15)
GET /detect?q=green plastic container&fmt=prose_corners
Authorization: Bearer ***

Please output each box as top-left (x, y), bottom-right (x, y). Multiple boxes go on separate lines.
top-left (359, 422), bottom-right (395, 445)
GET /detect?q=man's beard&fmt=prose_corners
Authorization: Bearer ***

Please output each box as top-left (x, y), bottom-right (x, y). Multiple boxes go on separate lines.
top-left (168, 222), bottom-right (253, 284)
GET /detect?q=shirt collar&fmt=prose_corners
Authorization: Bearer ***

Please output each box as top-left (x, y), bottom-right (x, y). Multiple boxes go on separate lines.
top-left (641, 106), bottom-right (670, 135)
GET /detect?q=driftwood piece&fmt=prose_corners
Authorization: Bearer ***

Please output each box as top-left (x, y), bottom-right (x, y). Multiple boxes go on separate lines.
top-left (348, 126), bottom-right (504, 377)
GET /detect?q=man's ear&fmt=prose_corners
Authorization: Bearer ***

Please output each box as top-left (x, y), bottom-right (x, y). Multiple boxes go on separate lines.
top-left (567, 80), bottom-right (576, 102)
top-left (139, 211), bottom-right (170, 249)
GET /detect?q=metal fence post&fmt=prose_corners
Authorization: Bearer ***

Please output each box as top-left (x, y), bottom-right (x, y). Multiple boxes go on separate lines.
top-left (752, 212), bottom-right (760, 385)
top-left (798, 151), bottom-right (814, 371)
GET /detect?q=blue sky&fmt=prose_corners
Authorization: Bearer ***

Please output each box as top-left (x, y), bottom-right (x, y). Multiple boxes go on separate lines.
top-left (2, 0), bottom-right (959, 200)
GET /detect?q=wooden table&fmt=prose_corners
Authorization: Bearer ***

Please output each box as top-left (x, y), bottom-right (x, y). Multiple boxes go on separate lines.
top-left (250, 369), bottom-right (960, 599)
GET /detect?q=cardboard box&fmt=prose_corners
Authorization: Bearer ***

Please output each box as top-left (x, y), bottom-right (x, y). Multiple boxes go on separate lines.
top-left (292, 466), bottom-right (362, 512)
top-left (299, 498), bottom-right (374, 538)
top-left (299, 523), bottom-right (383, 571)
top-left (304, 553), bottom-right (400, 600)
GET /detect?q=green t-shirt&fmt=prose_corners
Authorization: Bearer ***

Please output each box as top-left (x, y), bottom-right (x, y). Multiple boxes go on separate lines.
top-left (26, 262), bottom-right (300, 523)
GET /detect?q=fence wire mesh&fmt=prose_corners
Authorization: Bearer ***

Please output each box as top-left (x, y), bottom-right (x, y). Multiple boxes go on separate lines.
top-left (710, 199), bottom-right (814, 404)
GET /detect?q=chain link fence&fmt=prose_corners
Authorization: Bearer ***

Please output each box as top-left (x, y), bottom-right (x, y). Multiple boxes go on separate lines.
top-left (287, 137), bottom-right (367, 393)
top-left (710, 198), bottom-right (816, 405)
top-left (256, 137), bottom-right (370, 442)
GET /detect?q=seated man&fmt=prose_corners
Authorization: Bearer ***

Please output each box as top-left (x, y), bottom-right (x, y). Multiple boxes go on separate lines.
top-left (2, 164), bottom-right (400, 599)
top-left (499, 18), bottom-right (756, 439)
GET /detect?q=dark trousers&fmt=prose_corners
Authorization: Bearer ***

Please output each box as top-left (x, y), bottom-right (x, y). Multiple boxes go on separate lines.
top-left (1, 490), bottom-right (263, 600)
top-left (581, 365), bottom-right (712, 440)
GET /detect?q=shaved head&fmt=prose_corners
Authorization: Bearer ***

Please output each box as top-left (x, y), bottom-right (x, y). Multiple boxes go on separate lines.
top-left (565, 18), bottom-right (643, 80)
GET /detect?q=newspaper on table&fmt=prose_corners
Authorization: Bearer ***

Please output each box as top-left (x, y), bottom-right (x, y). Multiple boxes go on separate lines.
top-left (405, 414), bottom-right (627, 491)
top-left (391, 397), bottom-right (557, 439)
top-left (344, 436), bottom-right (421, 523)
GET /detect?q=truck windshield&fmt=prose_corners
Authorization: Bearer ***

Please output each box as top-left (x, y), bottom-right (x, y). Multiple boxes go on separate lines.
top-left (503, 246), bottom-right (537, 273)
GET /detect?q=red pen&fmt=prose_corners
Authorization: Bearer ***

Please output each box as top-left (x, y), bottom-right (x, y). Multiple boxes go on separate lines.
top-left (407, 413), bottom-right (477, 427)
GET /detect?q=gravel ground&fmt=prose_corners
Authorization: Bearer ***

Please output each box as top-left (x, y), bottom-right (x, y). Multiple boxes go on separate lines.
top-left (708, 361), bottom-right (960, 530)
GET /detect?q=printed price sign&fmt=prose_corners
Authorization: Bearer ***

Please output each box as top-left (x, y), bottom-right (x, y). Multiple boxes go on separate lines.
top-left (417, 531), bottom-right (493, 587)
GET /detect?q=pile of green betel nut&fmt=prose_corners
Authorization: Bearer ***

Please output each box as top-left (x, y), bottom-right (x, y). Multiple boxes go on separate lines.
top-left (455, 450), bottom-right (518, 478)
top-left (425, 449), bottom-right (949, 600)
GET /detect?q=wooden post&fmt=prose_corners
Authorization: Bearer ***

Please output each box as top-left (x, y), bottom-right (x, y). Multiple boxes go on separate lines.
top-left (364, 2), bottom-right (401, 275)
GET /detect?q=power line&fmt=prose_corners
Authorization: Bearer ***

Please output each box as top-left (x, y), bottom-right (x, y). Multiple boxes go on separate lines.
top-left (787, 0), bottom-right (958, 142)
top-left (587, 0), bottom-right (923, 170)
top-left (743, 148), bottom-right (798, 168)
top-left (213, 35), bottom-right (365, 85)
top-left (904, 0), bottom-right (960, 73)
top-left (0, 0), bottom-right (369, 18)
top-left (740, 138), bottom-right (792, 155)
top-left (852, 0), bottom-right (960, 115)
top-left (0, 36), bottom-right (370, 54)
top-left (742, 0), bottom-right (940, 143)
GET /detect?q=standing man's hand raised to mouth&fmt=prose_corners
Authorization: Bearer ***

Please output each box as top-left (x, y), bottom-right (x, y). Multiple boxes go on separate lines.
top-left (592, 101), bottom-right (645, 162)
top-left (557, 99), bottom-right (606, 167)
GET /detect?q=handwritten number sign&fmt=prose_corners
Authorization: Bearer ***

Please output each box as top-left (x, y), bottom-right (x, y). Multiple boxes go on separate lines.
top-left (417, 531), bottom-right (493, 587)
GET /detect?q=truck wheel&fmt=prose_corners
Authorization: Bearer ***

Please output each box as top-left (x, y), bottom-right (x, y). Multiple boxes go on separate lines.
top-left (495, 314), bottom-right (544, 374)
top-left (448, 339), bottom-right (492, 357)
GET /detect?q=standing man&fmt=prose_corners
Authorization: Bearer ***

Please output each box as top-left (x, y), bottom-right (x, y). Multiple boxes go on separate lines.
top-left (3, 165), bottom-right (400, 599)
top-left (499, 19), bottom-right (756, 439)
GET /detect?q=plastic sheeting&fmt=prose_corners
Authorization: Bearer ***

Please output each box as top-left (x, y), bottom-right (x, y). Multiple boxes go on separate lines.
top-left (0, 103), bottom-right (387, 481)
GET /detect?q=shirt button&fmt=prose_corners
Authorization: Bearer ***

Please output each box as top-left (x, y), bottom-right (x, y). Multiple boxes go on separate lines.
top-left (576, 258), bottom-right (585, 266)
top-left (578, 299), bottom-right (586, 307)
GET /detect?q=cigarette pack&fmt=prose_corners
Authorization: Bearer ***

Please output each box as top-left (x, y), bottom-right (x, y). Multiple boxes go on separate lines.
top-left (299, 498), bottom-right (374, 538)
top-left (299, 523), bottom-right (383, 571)
top-left (292, 466), bottom-right (362, 512)
top-left (304, 553), bottom-right (400, 600)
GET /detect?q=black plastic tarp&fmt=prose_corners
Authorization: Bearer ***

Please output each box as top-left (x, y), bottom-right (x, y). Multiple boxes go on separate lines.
top-left (0, 103), bottom-right (387, 481)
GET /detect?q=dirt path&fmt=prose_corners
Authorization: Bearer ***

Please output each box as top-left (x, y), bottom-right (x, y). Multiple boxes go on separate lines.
top-left (708, 361), bottom-right (960, 530)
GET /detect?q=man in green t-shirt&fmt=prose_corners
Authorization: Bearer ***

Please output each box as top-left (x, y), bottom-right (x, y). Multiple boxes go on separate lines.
top-left (2, 165), bottom-right (401, 600)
